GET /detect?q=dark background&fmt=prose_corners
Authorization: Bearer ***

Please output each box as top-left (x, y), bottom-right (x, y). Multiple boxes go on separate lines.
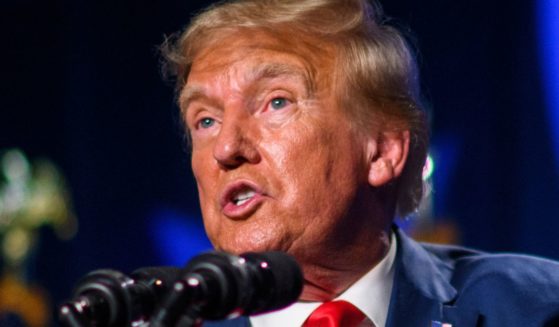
top-left (1, 0), bottom-right (558, 325)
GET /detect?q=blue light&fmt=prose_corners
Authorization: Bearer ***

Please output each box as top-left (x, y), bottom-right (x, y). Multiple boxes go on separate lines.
top-left (149, 208), bottom-right (213, 266)
top-left (538, 0), bottom-right (559, 168)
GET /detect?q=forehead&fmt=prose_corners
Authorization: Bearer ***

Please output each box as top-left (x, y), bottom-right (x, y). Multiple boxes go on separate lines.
top-left (184, 28), bottom-right (335, 91)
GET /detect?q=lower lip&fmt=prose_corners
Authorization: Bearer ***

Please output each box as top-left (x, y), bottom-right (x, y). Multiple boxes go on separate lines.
top-left (222, 193), bottom-right (265, 219)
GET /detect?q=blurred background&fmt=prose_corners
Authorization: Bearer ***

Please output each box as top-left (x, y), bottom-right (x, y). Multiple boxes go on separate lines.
top-left (1, 0), bottom-right (558, 325)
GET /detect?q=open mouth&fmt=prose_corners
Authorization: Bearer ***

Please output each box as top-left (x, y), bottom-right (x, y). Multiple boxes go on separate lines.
top-left (220, 181), bottom-right (265, 218)
top-left (232, 188), bottom-right (256, 206)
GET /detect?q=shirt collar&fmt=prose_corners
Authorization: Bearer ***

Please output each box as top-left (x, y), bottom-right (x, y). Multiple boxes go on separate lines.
top-left (250, 233), bottom-right (397, 327)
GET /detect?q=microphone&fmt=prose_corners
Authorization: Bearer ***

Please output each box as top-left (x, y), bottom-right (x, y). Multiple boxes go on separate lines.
top-left (149, 251), bottom-right (303, 327)
top-left (58, 266), bottom-right (181, 327)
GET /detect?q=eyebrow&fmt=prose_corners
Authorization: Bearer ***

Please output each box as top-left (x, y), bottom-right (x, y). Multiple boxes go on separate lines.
top-left (179, 86), bottom-right (207, 118)
top-left (179, 62), bottom-right (316, 116)
top-left (248, 62), bottom-right (316, 94)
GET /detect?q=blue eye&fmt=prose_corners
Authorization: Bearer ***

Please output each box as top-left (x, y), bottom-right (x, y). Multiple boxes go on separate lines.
top-left (270, 97), bottom-right (288, 110)
top-left (198, 117), bottom-right (215, 129)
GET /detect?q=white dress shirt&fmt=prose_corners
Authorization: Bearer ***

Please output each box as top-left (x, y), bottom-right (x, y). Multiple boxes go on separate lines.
top-left (250, 234), bottom-right (397, 327)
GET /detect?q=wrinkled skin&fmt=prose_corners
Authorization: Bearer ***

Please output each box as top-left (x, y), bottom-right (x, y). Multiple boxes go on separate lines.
top-left (181, 30), bottom-right (409, 301)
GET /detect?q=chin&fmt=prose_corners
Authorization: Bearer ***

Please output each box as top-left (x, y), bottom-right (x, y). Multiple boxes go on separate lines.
top-left (228, 240), bottom-right (276, 254)
top-left (207, 215), bottom-right (289, 254)
top-left (217, 231), bottom-right (286, 255)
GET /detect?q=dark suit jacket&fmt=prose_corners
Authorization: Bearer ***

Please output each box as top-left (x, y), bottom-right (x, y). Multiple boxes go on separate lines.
top-left (204, 226), bottom-right (559, 326)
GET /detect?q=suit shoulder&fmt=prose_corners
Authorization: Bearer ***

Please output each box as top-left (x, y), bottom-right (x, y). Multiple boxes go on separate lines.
top-left (422, 243), bottom-right (559, 322)
top-left (422, 242), bottom-right (559, 277)
top-left (423, 243), bottom-right (559, 286)
top-left (454, 252), bottom-right (559, 292)
top-left (423, 244), bottom-right (559, 306)
top-left (420, 242), bottom-right (483, 264)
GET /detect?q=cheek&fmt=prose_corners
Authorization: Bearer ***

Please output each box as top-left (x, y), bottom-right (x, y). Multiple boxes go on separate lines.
top-left (272, 120), bottom-right (364, 215)
top-left (195, 180), bottom-right (218, 239)
top-left (191, 148), bottom-right (219, 196)
top-left (191, 148), bottom-right (209, 178)
top-left (191, 151), bottom-right (222, 235)
top-left (263, 124), bottom-right (332, 209)
top-left (276, 119), bottom-right (340, 177)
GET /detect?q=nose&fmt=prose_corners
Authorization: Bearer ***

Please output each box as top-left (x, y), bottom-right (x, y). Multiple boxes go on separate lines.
top-left (213, 114), bottom-right (261, 169)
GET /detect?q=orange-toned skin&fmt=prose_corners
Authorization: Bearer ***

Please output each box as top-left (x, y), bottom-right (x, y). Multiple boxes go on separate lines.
top-left (181, 30), bottom-right (410, 301)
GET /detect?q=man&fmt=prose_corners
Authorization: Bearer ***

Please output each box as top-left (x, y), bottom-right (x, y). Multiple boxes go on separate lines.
top-left (162, 0), bottom-right (559, 326)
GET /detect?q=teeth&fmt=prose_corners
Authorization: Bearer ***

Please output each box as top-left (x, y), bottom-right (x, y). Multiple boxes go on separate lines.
top-left (233, 190), bottom-right (256, 206)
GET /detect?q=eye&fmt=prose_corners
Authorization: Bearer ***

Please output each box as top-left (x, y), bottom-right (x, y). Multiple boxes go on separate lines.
top-left (198, 117), bottom-right (215, 129)
top-left (270, 97), bottom-right (289, 110)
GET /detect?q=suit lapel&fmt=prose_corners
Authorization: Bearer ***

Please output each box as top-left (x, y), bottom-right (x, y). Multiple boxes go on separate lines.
top-left (386, 227), bottom-right (459, 326)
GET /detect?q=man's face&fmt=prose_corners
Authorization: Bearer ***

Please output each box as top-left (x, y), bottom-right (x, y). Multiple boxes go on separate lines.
top-left (181, 31), bottom-right (377, 262)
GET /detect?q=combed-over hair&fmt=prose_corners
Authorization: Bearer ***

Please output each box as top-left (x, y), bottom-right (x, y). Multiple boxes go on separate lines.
top-left (162, 0), bottom-right (429, 218)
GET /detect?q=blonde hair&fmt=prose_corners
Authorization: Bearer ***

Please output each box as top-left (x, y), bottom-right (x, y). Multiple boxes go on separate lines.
top-left (162, 0), bottom-right (429, 218)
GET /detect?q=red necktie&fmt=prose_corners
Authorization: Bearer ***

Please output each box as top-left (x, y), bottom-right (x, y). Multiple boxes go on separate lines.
top-left (302, 300), bottom-right (368, 327)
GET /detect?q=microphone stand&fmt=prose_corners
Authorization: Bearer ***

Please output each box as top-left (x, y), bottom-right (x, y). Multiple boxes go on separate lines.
top-left (58, 303), bottom-right (91, 327)
top-left (149, 271), bottom-right (224, 327)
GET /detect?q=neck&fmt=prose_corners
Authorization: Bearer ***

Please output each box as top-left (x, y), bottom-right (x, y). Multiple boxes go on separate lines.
top-left (298, 228), bottom-right (391, 302)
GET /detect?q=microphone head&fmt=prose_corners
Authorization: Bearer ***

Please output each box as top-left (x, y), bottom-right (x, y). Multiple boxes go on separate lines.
top-left (240, 251), bottom-right (303, 315)
top-left (58, 267), bottom-right (181, 327)
top-left (180, 251), bottom-right (303, 320)
top-left (241, 251), bottom-right (303, 315)
top-left (181, 252), bottom-right (249, 319)
top-left (71, 269), bottom-right (133, 327)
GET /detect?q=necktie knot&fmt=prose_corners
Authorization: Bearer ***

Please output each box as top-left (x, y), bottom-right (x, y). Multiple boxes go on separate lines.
top-left (302, 300), bottom-right (368, 327)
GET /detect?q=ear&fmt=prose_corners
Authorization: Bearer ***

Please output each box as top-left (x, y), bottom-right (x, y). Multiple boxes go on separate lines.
top-left (367, 130), bottom-right (410, 187)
